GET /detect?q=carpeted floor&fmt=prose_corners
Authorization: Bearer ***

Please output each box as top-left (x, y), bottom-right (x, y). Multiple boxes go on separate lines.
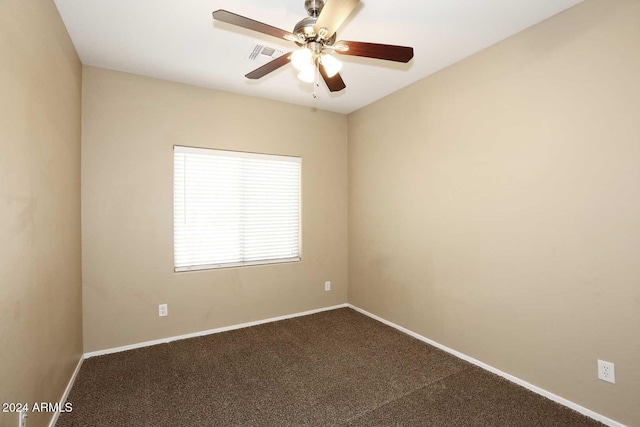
top-left (58, 308), bottom-right (603, 426)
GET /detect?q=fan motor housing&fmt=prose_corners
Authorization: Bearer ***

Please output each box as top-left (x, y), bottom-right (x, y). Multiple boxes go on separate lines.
top-left (293, 17), bottom-right (317, 39)
top-left (293, 16), bottom-right (336, 46)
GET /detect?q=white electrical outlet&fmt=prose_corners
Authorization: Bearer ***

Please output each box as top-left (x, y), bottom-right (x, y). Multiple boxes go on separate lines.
top-left (598, 360), bottom-right (615, 384)
top-left (324, 281), bottom-right (331, 291)
top-left (158, 304), bottom-right (168, 317)
top-left (18, 409), bottom-right (27, 427)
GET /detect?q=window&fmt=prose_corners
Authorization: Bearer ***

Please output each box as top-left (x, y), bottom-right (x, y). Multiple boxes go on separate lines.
top-left (174, 146), bottom-right (301, 272)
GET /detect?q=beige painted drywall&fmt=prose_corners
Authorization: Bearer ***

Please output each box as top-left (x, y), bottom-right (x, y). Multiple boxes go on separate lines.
top-left (81, 66), bottom-right (348, 353)
top-left (348, 0), bottom-right (640, 425)
top-left (0, 1), bottom-right (83, 427)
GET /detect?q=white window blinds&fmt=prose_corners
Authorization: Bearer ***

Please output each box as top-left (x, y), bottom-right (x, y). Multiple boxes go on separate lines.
top-left (174, 146), bottom-right (301, 272)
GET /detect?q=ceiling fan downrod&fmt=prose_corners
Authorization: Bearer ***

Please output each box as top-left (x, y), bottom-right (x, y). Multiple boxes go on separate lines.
top-left (304, 0), bottom-right (325, 18)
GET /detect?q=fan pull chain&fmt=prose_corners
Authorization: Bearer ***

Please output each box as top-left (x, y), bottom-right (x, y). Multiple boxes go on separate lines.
top-left (313, 62), bottom-right (319, 99)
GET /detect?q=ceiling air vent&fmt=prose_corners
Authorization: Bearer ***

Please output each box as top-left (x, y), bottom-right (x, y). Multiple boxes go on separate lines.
top-left (246, 43), bottom-right (286, 62)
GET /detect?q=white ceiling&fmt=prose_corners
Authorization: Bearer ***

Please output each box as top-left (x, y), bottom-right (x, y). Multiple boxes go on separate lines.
top-left (54, 0), bottom-right (582, 114)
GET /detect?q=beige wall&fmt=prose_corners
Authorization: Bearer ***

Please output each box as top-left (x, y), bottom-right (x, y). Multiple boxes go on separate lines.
top-left (348, 0), bottom-right (640, 425)
top-left (3, 0), bottom-right (636, 425)
top-left (0, 1), bottom-right (83, 427)
top-left (81, 66), bottom-right (348, 352)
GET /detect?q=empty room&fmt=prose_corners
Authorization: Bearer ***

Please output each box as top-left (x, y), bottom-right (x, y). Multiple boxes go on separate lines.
top-left (1, 0), bottom-right (639, 426)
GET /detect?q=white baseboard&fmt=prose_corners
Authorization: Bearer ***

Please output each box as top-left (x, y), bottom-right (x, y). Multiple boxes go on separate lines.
top-left (84, 303), bottom-right (349, 358)
top-left (49, 355), bottom-right (84, 427)
top-left (347, 304), bottom-right (627, 427)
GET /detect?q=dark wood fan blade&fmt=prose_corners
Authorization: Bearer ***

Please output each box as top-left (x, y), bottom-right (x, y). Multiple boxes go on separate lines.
top-left (245, 53), bottom-right (292, 79)
top-left (335, 41), bottom-right (414, 63)
top-left (213, 10), bottom-right (297, 42)
top-left (319, 64), bottom-right (346, 92)
top-left (314, 0), bottom-right (359, 39)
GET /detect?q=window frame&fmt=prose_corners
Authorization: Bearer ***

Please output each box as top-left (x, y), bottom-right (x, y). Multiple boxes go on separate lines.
top-left (173, 145), bottom-right (302, 273)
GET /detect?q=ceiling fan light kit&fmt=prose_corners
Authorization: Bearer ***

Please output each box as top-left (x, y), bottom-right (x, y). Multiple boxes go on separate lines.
top-left (320, 54), bottom-right (342, 77)
top-left (297, 67), bottom-right (317, 83)
top-left (291, 48), bottom-right (313, 71)
top-left (212, 0), bottom-right (414, 95)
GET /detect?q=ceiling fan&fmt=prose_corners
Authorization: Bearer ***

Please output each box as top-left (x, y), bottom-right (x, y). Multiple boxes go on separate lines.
top-left (212, 0), bottom-right (414, 95)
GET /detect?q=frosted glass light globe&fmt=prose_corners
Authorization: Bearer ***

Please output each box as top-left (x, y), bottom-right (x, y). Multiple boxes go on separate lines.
top-left (291, 48), bottom-right (313, 71)
top-left (297, 67), bottom-right (315, 83)
top-left (321, 54), bottom-right (342, 78)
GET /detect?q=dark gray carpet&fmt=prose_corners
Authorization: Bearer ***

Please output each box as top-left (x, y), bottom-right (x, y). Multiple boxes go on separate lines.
top-left (57, 308), bottom-right (603, 426)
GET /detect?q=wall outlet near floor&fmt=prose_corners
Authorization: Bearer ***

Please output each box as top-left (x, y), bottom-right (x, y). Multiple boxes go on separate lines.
top-left (324, 281), bottom-right (331, 292)
top-left (597, 360), bottom-right (615, 384)
top-left (18, 409), bottom-right (27, 427)
top-left (158, 303), bottom-right (168, 317)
